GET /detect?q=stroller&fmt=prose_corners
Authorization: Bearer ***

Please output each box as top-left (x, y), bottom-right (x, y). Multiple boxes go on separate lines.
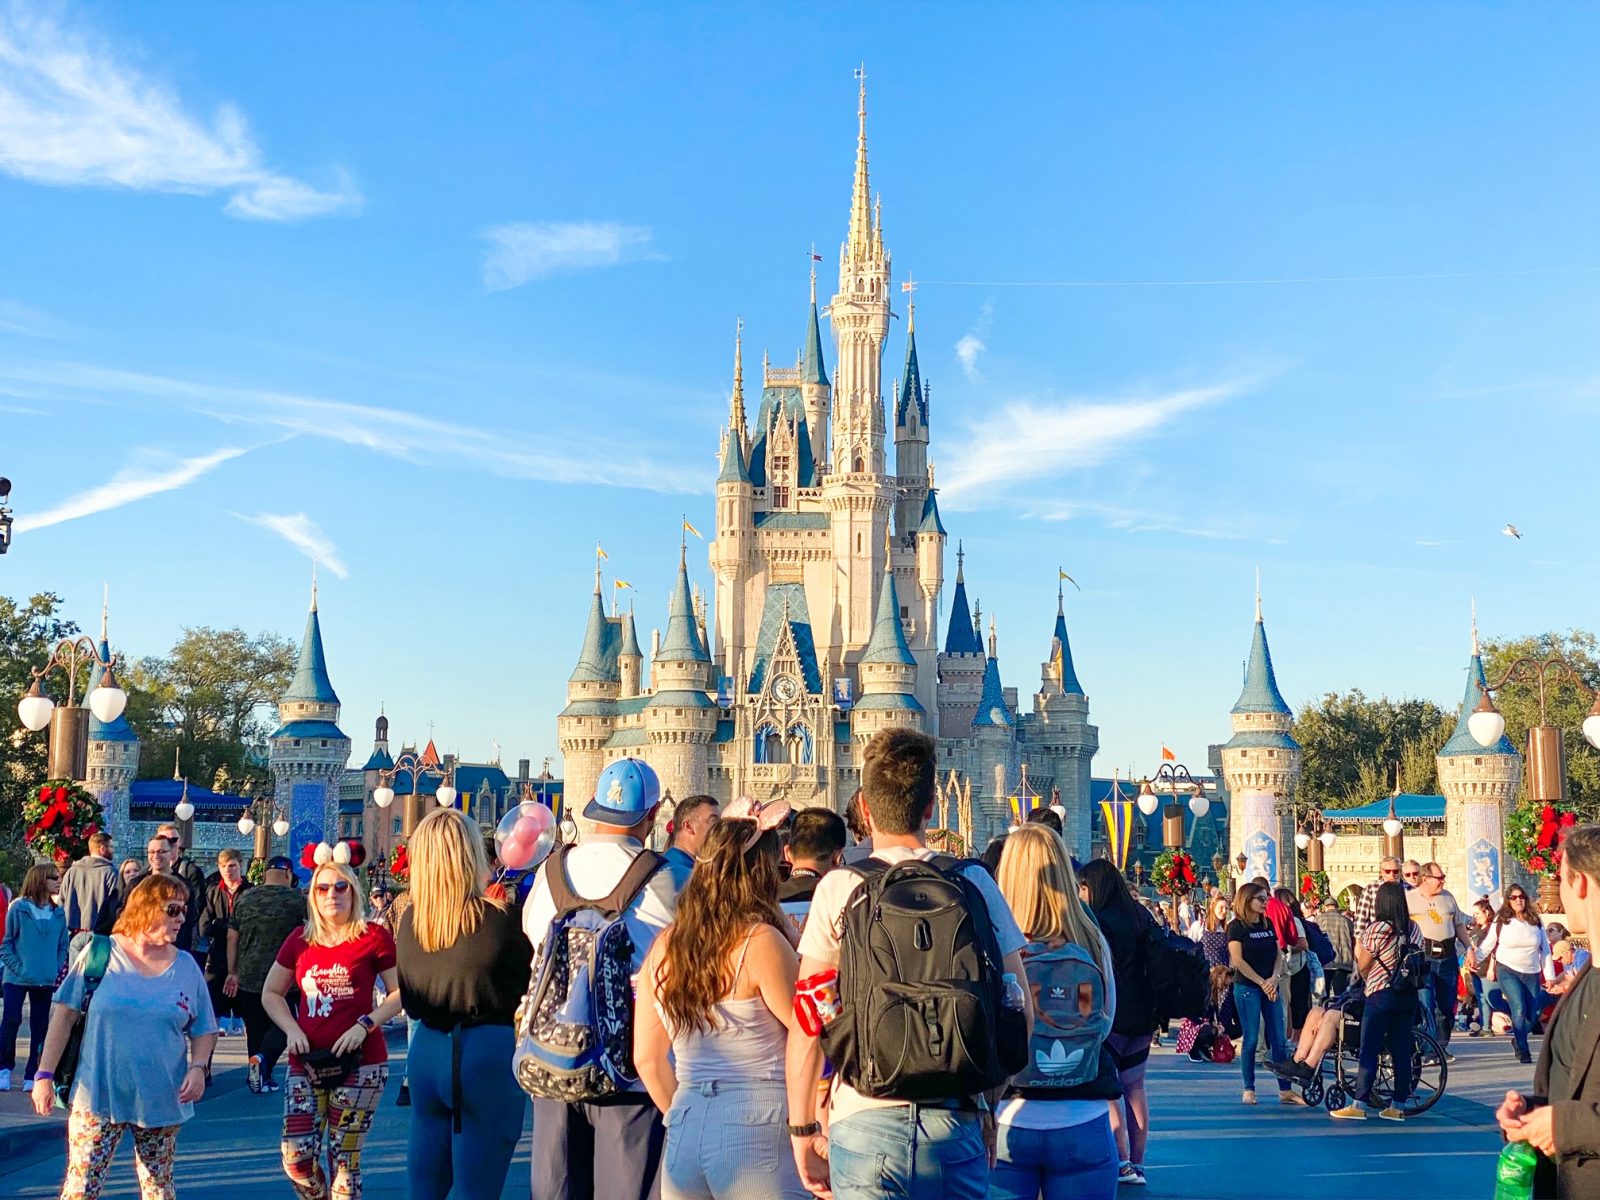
top-left (1288, 988), bottom-right (1449, 1116)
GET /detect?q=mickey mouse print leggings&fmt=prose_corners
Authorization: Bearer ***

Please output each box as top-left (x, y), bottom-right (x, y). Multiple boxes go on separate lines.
top-left (61, 1109), bottom-right (179, 1200)
top-left (281, 1064), bottom-right (388, 1200)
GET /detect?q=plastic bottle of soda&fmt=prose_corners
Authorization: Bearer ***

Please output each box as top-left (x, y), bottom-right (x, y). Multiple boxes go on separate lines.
top-left (1493, 1141), bottom-right (1539, 1200)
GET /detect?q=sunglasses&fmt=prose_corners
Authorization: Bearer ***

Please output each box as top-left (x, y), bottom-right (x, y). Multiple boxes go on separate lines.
top-left (163, 904), bottom-right (186, 919)
top-left (1428, 872), bottom-right (1445, 881)
top-left (1510, 893), bottom-right (1527, 901)
top-left (315, 881), bottom-right (352, 895)
top-left (1381, 868), bottom-right (1400, 876)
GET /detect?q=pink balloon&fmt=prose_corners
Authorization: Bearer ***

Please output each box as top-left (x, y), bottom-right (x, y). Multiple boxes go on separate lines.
top-left (513, 816), bottom-right (545, 841)
top-left (500, 835), bottom-right (533, 870)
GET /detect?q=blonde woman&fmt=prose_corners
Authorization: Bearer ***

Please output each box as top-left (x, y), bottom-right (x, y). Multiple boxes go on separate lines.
top-left (396, 809), bottom-right (533, 1200)
top-left (993, 824), bottom-right (1121, 1200)
top-left (264, 859), bottom-right (401, 1200)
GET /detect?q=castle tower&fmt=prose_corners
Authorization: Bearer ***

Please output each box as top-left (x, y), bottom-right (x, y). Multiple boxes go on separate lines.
top-left (1219, 586), bottom-right (1302, 884)
top-left (851, 557), bottom-right (924, 742)
top-left (893, 306), bottom-right (929, 537)
top-left (269, 575), bottom-right (351, 865)
top-left (557, 564), bottom-right (622, 821)
top-left (712, 324), bottom-right (756, 674)
top-left (970, 619), bottom-right (1020, 845)
top-left (1437, 609), bottom-right (1523, 901)
top-left (1026, 581), bottom-right (1099, 861)
top-left (646, 550), bottom-right (716, 801)
top-left (911, 480), bottom-right (947, 718)
top-left (937, 544), bottom-right (986, 736)
top-left (801, 269), bottom-right (832, 469)
top-left (84, 594), bottom-right (139, 849)
top-left (822, 70), bottom-right (894, 651)
top-left (619, 607), bottom-right (644, 699)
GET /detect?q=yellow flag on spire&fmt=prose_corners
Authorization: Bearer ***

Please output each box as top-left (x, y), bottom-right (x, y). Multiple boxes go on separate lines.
top-left (614, 579), bottom-right (633, 591)
top-left (1058, 568), bottom-right (1080, 591)
top-left (683, 519), bottom-right (703, 539)
top-left (596, 543), bottom-right (608, 560)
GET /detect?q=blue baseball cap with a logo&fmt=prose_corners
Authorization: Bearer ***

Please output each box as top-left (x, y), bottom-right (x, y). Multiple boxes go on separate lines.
top-left (583, 757), bottom-right (662, 825)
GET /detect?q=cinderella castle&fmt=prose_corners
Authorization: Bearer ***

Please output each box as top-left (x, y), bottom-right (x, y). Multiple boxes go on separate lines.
top-left (558, 76), bottom-right (1100, 857)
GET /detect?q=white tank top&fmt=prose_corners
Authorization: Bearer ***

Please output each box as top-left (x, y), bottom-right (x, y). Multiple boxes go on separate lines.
top-left (664, 932), bottom-right (787, 1084)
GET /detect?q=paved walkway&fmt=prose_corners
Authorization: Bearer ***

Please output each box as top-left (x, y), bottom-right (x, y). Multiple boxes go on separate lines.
top-left (0, 1029), bottom-right (1527, 1198)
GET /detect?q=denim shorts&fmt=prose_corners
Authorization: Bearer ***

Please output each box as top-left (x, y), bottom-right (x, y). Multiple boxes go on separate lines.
top-left (662, 1079), bottom-right (809, 1200)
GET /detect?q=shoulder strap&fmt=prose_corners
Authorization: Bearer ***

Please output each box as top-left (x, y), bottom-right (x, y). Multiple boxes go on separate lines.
top-left (598, 849), bottom-right (665, 918)
top-left (80, 935), bottom-right (112, 1008)
top-left (543, 845), bottom-right (582, 915)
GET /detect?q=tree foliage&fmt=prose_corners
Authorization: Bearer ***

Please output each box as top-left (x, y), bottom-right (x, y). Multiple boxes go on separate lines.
top-left (1292, 690), bottom-right (1452, 811)
top-left (0, 593), bottom-right (80, 870)
top-left (1481, 630), bottom-right (1600, 819)
top-left (126, 626), bottom-right (296, 795)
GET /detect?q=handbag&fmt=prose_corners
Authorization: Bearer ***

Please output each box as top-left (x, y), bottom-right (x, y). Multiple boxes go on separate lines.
top-left (1209, 1027), bottom-right (1236, 1064)
top-left (300, 1049), bottom-right (360, 1089)
top-left (54, 935), bottom-right (112, 1109)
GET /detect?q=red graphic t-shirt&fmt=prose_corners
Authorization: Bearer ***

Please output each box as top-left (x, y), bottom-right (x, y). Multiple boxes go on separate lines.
top-left (275, 923), bottom-right (397, 1067)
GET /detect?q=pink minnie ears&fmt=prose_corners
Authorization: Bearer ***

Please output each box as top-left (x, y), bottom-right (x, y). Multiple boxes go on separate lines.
top-left (723, 795), bottom-right (792, 851)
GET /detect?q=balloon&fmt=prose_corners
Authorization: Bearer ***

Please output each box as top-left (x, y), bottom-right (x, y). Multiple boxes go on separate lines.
top-left (495, 801), bottom-right (556, 873)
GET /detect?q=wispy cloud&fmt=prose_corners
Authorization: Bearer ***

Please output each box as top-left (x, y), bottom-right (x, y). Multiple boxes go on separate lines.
top-left (0, 298), bottom-right (65, 338)
top-left (13, 445), bottom-right (247, 534)
top-left (0, 357), bottom-right (705, 494)
top-left (235, 512), bottom-right (348, 578)
top-left (954, 299), bottom-right (994, 382)
top-left (481, 221), bottom-right (659, 290)
top-left (1026, 498), bottom-right (1287, 544)
top-left (0, 3), bottom-right (360, 220)
top-left (940, 379), bottom-right (1255, 504)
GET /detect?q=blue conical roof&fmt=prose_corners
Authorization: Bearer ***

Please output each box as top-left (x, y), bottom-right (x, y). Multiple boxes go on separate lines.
top-left (659, 556), bottom-right (710, 662)
top-left (945, 552), bottom-right (981, 655)
top-left (1052, 596), bottom-right (1084, 696)
top-left (896, 328), bottom-right (926, 428)
top-left (569, 587), bottom-right (621, 683)
top-left (863, 569), bottom-right (915, 665)
top-left (620, 608), bottom-right (643, 659)
top-left (918, 490), bottom-right (946, 536)
top-left (972, 648), bottom-right (1014, 728)
top-left (802, 302), bottom-right (829, 387)
top-left (717, 429), bottom-right (751, 485)
top-left (1231, 619), bottom-right (1289, 715)
top-left (1440, 652), bottom-right (1517, 757)
top-left (87, 638), bottom-right (138, 743)
top-left (283, 604), bottom-right (340, 705)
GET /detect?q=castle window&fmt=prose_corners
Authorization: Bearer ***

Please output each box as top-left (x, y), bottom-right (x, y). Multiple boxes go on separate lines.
top-left (773, 486), bottom-right (789, 508)
top-left (293, 739), bottom-right (302, 747)
top-left (755, 722), bottom-right (789, 765)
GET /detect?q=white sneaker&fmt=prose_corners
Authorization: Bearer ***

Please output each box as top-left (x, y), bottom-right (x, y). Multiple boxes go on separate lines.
top-left (0, 1069), bottom-right (10, 1091)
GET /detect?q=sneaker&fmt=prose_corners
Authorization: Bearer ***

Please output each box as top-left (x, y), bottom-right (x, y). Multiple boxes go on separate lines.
top-left (1518, 1049), bottom-right (1534, 1065)
top-left (263, 1077), bottom-right (280, 1093)
top-left (1131, 1165), bottom-right (1148, 1186)
top-left (1291, 1060), bottom-right (1318, 1081)
top-left (1329, 1104), bottom-right (1368, 1121)
top-left (0, 1069), bottom-right (10, 1091)
top-left (1241, 1089), bottom-right (1257, 1105)
top-left (247, 1057), bottom-right (262, 1095)
top-left (1267, 1059), bottom-right (1299, 1077)
top-left (397, 1082), bottom-right (411, 1108)
top-left (1117, 1161), bottom-right (1144, 1185)
top-left (22, 1076), bottom-right (34, 1088)
top-left (1469, 1028), bottom-right (1484, 1038)
top-left (1279, 1090), bottom-right (1309, 1106)
top-left (1443, 1049), bottom-right (1456, 1063)
top-left (1378, 1106), bottom-right (1406, 1122)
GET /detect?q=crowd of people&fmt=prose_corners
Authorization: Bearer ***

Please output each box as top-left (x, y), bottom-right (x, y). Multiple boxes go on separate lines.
top-left (4, 735), bottom-right (1600, 1198)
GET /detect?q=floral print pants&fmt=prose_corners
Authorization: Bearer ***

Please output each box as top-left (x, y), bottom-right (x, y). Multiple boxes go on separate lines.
top-left (61, 1108), bottom-right (179, 1200)
top-left (281, 1063), bottom-right (388, 1200)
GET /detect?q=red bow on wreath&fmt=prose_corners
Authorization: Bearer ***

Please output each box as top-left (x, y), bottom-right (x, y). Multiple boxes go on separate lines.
top-left (36, 797), bottom-right (71, 830)
top-left (390, 845), bottom-right (409, 879)
top-left (1177, 854), bottom-right (1196, 886)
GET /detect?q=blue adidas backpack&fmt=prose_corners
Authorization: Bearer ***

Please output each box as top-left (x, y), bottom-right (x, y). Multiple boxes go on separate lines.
top-left (1009, 939), bottom-right (1113, 1094)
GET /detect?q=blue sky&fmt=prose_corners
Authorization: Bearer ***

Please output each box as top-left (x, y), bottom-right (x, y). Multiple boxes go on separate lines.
top-left (3, 2), bottom-right (1598, 781)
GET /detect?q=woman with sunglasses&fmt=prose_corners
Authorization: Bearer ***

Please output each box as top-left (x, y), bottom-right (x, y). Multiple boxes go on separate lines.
top-left (1476, 885), bottom-right (1555, 1064)
top-left (264, 860), bottom-right (402, 1200)
top-left (28, 874), bottom-right (218, 1197)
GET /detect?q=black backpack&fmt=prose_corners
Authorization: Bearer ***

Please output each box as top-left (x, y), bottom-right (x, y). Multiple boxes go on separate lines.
top-left (1387, 926), bottom-right (1426, 995)
top-left (821, 855), bottom-right (1027, 1101)
top-left (1143, 921), bottom-right (1210, 1024)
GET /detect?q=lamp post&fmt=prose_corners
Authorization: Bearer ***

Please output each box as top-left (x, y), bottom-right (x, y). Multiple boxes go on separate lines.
top-left (1469, 656), bottom-right (1600, 800)
top-left (1139, 763), bottom-right (1209, 923)
top-left (236, 794), bottom-right (290, 861)
top-left (372, 749), bottom-right (457, 839)
top-left (1293, 809), bottom-right (1337, 876)
top-left (16, 635), bottom-right (128, 781)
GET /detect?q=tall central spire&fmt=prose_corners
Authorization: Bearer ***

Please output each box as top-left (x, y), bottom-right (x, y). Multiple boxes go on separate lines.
top-left (848, 64), bottom-right (872, 258)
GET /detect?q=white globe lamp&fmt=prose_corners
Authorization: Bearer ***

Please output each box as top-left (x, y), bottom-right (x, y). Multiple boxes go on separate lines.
top-left (174, 797), bottom-right (195, 822)
top-left (373, 785), bottom-right (395, 809)
top-left (1136, 782), bottom-right (1160, 817)
top-left (436, 784), bottom-right (458, 808)
top-left (1469, 693), bottom-right (1506, 748)
top-left (88, 681), bottom-right (127, 724)
top-left (273, 817), bottom-right (290, 837)
top-left (1584, 706), bottom-right (1600, 751)
top-left (1382, 816), bottom-right (1403, 838)
top-left (17, 682), bottom-right (53, 732)
top-left (1189, 794), bottom-right (1210, 818)
top-left (1319, 829), bottom-right (1337, 849)
top-left (237, 812), bottom-right (256, 837)
top-left (1294, 831), bottom-right (1311, 850)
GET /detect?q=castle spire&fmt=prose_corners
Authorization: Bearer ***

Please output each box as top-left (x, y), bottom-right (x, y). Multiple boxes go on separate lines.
top-left (944, 541), bottom-right (981, 655)
top-left (719, 320), bottom-right (754, 485)
top-left (283, 593), bottom-right (339, 707)
top-left (1051, 577), bottom-right (1084, 696)
top-left (848, 64), bottom-right (872, 258)
top-left (1231, 586), bottom-right (1289, 715)
top-left (862, 557), bottom-right (915, 666)
top-left (802, 291), bottom-right (829, 387)
top-left (311, 562), bottom-right (319, 612)
top-left (659, 552), bottom-right (710, 663)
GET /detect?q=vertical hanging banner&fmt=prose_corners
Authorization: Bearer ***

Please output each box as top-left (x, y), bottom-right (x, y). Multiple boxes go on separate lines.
top-left (1236, 790), bottom-right (1279, 884)
top-left (290, 782), bottom-right (326, 883)
top-left (1461, 803), bottom-right (1504, 902)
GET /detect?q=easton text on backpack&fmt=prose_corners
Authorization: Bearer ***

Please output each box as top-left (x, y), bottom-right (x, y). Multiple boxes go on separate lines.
top-left (821, 855), bottom-right (1027, 1101)
top-left (513, 845), bottom-right (665, 1101)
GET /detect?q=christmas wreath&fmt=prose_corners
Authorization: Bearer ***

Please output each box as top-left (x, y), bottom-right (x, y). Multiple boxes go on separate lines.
top-left (389, 843), bottom-right (410, 881)
top-left (1151, 849), bottom-right (1197, 896)
top-left (23, 780), bottom-right (105, 867)
top-left (1505, 800), bottom-right (1577, 877)
top-left (1300, 870), bottom-right (1330, 907)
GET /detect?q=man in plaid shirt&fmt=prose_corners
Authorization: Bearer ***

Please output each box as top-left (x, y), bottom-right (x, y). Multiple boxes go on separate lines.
top-left (1352, 856), bottom-right (1405, 939)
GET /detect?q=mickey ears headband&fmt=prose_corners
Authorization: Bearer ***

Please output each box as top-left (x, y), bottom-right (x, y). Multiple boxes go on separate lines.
top-left (723, 796), bottom-right (791, 853)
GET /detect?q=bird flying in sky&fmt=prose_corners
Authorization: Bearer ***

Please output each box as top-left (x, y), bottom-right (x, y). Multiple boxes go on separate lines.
top-left (1502, 524), bottom-right (1522, 540)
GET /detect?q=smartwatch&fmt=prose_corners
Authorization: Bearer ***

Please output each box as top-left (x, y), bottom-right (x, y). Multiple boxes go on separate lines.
top-left (357, 1014), bottom-right (376, 1032)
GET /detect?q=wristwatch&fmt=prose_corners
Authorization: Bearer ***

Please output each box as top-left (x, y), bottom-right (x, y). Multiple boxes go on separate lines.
top-left (787, 1121), bottom-right (821, 1138)
top-left (357, 1014), bottom-right (376, 1032)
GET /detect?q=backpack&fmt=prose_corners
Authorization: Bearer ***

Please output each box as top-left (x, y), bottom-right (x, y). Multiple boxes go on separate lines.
top-left (53, 935), bottom-right (112, 1109)
top-left (1306, 920), bottom-right (1337, 967)
top-left (1388, 925), bottom-right (1425, 995)
top-left (1010, 940), bottom-right (1112, 1094)
top-left (1144, 922), bottom-right (1209, 1023)
top-left (821, 855), bottom-right (1027, 1101)
top-left (513, 846), bottom-right (664, 1102)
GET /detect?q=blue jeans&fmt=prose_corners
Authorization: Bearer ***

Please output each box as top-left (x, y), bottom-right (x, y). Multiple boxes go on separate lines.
top-left (829, 1105), bottom-right (987, 1200)
top-left (989, 1113), bottom-right (1118, 1200)
top-left (1353, 985), bottom-right (1414, 1106)
top-left (1498, 968), bottom-right (1550, 1057)
top-left (406, 1024), bottom-right (526, 1200)
top-left (0, 984), bottom-right (52, 1076)
top-left (662, 1079), bottom-right (807, 1200)
top-left (1416, 953), bottom-right (1459, 1044)
top-left (1232, 983), bottom-right (1290, 1092)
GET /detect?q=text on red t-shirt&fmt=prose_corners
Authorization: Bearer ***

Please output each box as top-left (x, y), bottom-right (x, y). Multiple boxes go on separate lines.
top-left (274, 923), bottom-right (396, 1066)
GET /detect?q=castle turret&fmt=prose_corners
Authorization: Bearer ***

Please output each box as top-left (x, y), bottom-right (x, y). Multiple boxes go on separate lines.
top-left (1028, 580), bottom-right (1098, 860)
top-left (558, 567), bottom-right (622, 823)
top-left (619, 607), bottom-right (644, 699)
top-left (911, 477), bottom-right (946, 717)
top-left (647, 551), bottom-right (716, 800)
top-left (1437, 609), bottom-right (1523, 900)
top-left (85, 594), bottom-right (139, 849)
top-left (801, 270), bottom-right (832, 468)
top-left (893, 306), bottom-right (930, 536)
top-left (269, 575), bottom-right (351, 865)
top-left (937, 544), bottom-right (986, 736)
top-left (852, 557), bottom-right (924, 742)
top-left (1219, 586), bottom-right (1302, 885)
top-left (970, 619), bottom-right (1019, 844)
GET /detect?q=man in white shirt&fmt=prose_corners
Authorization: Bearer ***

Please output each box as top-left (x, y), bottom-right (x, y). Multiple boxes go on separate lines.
top-left (1407, 861), bottom-right (1472, 1056)
top-left (523, 758), bottom-right (680, 1200)
top-left (785, 729), bottom-right (1032, 1200)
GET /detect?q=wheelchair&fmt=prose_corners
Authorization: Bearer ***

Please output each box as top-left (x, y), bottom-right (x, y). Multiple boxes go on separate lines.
top-left (1292, 992), bottom-right (1449, 1116)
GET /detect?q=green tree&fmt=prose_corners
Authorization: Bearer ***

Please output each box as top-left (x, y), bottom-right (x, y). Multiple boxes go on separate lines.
top-left (127, 627), bottom-right (297, 794)
top-left (1292, 690), bottom-right (1452, 811)
top-left (0, 593), bottom-right (80, 872)
top-left (1481, 630), bottom-right (1600, 819)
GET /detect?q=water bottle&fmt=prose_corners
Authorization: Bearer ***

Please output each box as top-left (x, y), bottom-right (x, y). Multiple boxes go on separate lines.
top-left (1001, 972), bottom-right (1027, 1012)
top-left (1493, 1141), bottom-right (1539, 1200)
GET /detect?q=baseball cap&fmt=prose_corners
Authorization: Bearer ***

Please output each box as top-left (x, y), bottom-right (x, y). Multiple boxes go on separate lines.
top-left (583, 758), bottom-right (662, 825)
top-left (265, 855), bottom-right (295, 873)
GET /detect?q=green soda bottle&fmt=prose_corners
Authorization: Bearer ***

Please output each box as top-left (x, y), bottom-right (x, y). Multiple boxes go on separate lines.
top-left (1493, 1141), bottom-right (1539, 1200)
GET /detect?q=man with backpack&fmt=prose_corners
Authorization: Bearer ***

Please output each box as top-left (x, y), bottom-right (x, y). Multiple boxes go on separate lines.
top-left (520, 758), bottom-right (679, 1200)
top-left (785, 729), bottom-right (1032, 1199)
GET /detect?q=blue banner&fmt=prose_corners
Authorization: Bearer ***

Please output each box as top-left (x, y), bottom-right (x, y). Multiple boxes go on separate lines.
top-left (289, 782), bottom-right (326, 883)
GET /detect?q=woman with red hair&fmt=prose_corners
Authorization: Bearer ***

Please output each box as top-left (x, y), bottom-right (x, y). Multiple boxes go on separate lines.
top-left (28, 873), bottom-right (219, 1198)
